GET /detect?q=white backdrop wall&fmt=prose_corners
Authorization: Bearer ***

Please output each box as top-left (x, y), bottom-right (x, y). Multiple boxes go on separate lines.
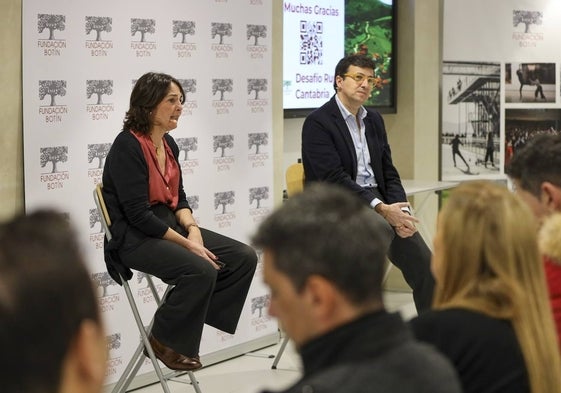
top-left (22, 0), bottom-right (276, 386)
top-left (441, 0), bottom-right (561, 182)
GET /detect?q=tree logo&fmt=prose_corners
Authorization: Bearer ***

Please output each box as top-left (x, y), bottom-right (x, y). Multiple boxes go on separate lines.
top-left (88, 143), bottom-right (111, 169)
top-left (251, 294), bottom-right (271, 318)
top-left (513, 10), bottom-right (543, 33)
top-left (40, 146), bottom-right (68, 173)
top-left (131, 18), bottom-right (156, 42)
top-left (37, 14), bottom-right (65, 40)
top-left (186, 195), bottom-right (200, 212)
top-left (247, 24), bottom-right (267, 46)
top-left (92, 271), bottom-right (119, 298)
top-left (131, 18), bottom-right (157, 55)
top-left (212, 78), bottom-right (233, 101)
top-left (176, 137), bottom-right (198, 161)
top-left (249, 187), bottom-right (269, 209)
top-left (89, 208), bottom-right (103, 233)
top-left (211, 22), bottom-right (232, 45)
top-left (173, 20), bottom-right (195, 43)
top-left (213, 135), bottom-right (234, 158)
top-left (39, 80), bottom-right (66, 107)
top-left (177, 79), bottom-right (197, 115)
top-left (214, 191), bottom-right (235, 214)
top-left (87, 80), bottom-right (113, 105)
top-left (85, 16), bottom-right (112, 41)
top-left (248, 133), bottom-right (268, 155)
top-left (247, 79), bottom-right (267, 100)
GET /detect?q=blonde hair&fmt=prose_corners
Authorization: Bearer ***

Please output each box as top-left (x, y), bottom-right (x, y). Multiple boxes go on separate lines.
top-left (434, 180), bottom-right (561, 393)
top-left (539, 213), bottom-right (561, 265)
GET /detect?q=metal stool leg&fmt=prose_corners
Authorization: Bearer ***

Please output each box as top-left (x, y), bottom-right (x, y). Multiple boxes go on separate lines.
top-left (271, 335), bottom-right (290, 370)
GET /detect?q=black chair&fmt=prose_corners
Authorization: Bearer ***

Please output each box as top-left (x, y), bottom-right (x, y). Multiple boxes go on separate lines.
top-left (93, 184), bottom-right (202, 393)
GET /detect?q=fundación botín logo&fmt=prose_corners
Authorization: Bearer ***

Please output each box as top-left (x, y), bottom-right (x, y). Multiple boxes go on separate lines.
top-left (186, 195), bottom-right (200, 222)
top-left (251, 294), bottom-right (272, 332)
top-left (39, 80), bottom-right (68, 123)
top-left (85, 16), bottom-right (113, 56)
top-left (248, 132), bottom-right (269, 168)
top-left (40, 145), bottom-right (69, 190)
top-left (214, 190), bottom-right (236, 228)
top-left (512, 9), bottom-right (543, 47)
top-left (130, 18), bottom-right (156, 57)
top-left (176, 137), bottom-right (199, 175)
top-left (247, 78), bottom-right (268, 113)
top-left (86, 80), bottom-right (115, 121)
top-left (249, 186), bottom-right (271, 223)
top-left (211, 22), bottom-right (233, 58)
top-left (212, 78), bottom-right (234, 114)
top-left (246, 24), bottom-right (267, 59)
top-left (92, 271), bottom-right (120, 305)
top-left (213, 134), bottom-right (235, 171)
top-left (173, 20), bottom-right (196, 58)
top-left (87, 142), bottom-right (111, 186)
top-left (89, 206), bottom-right (105, 250)
top-left (37, 14), bottom-right (66, 56)
top-left (105, 332), bottom-right (123, 378)
top-left (178, 79), bottom-right (198, 115)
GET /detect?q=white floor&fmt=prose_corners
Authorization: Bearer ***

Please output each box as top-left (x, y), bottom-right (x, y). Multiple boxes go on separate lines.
top-left (108, 290), bottom-right (415, 393)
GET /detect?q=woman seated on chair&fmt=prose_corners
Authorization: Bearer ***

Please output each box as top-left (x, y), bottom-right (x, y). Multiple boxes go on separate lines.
top-left (409, 180), bottom-right (561, 393)
top-left (102, 72), bottom-right (257, 371)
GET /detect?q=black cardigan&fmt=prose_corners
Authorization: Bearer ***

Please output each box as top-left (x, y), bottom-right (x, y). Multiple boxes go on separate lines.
top-left (101, 130), bottom-right (191, 283)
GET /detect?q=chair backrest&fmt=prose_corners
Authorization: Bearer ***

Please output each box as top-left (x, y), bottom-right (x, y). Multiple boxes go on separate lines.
top-left (285, 162), bottom-right (305, 197)
top-left (93, 183), bottom-right (112, 241)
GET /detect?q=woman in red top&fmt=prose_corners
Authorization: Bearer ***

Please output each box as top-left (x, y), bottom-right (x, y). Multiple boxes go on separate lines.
top-left (102, 72), bottom-right (257, 371)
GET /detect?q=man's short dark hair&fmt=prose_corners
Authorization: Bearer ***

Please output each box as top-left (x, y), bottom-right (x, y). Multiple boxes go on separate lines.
top-left (333, 54), bottom-right (377, 91)
top-left (0, 210), bottom-right (100, 393)
top-left (252, 183), bottom-right (392, 306)
top-left (506, 133), bottom-right (561, 196)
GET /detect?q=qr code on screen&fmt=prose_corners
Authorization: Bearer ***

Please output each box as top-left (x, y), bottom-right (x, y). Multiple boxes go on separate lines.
top-left (299, 20), bottom-right (323, 65)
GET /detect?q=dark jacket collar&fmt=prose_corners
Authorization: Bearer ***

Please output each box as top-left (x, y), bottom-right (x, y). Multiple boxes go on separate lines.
top-left (299, 310), bottom-right (412, 378)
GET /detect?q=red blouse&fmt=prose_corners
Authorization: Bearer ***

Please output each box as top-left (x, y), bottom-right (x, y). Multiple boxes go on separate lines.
top-left (132, 131), bottom-right (180, 210)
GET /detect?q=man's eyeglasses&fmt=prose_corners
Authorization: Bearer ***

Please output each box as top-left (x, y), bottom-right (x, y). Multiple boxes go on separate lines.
top-left (342, 73), bottom-right (378, 88)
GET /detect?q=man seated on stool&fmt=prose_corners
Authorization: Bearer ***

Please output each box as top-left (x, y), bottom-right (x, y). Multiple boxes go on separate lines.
top-left (0, 210), bottom-right (107, 393)
top-left (252, 183), bottom-right (461, 393)
top-left (302, 53), bottom-right (434, 311)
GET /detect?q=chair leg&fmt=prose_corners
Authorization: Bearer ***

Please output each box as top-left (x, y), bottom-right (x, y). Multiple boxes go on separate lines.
top-left (113, 279), bottom-right (172, 393)
top-left (271, 335), bottom-right (290, 370)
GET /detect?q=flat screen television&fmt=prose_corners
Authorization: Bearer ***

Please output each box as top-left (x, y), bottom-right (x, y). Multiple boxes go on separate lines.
top-left (283, 0), bottom-right (396, 118)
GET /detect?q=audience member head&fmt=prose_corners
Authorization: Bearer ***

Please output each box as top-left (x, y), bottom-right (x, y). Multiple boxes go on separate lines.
top-left (333, 53), bottom-right (376, 91)
top-left (0, 210), bottom-right (106, 393)
top-left (252, 183), bottom-right (392, 348)
top-left (123, 72), bottom-right (185, 135)
top-left (431, 180), bottom-right (561, 393)
top-left (507, 133), bottom-right (561, 223)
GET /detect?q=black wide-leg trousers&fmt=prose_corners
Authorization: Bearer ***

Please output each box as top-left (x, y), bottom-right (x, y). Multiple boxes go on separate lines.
top-left (120, 227), bottom-right (257, 357)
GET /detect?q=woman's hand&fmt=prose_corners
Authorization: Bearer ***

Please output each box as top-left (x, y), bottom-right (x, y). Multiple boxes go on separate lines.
top-left (187, 225), bottom-right (204, 246)
top-left (183, 238), bottom-right (222, 270)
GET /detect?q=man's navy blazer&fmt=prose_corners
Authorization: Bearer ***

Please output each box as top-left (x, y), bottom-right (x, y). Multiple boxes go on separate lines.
top-left (302, 95), bottom-right (407, 205)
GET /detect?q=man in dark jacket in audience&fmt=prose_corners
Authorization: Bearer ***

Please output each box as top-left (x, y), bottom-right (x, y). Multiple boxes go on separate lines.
top-left (252, 183), bottom-right (461, 393)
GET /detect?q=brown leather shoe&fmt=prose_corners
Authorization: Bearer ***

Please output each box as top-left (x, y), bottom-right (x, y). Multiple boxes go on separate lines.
top-left (144, 334), bottom-right (202, 371)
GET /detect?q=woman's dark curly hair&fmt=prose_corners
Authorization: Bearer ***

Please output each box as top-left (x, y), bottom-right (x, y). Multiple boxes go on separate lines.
top-left (123, 72), bottom-right (185, 135)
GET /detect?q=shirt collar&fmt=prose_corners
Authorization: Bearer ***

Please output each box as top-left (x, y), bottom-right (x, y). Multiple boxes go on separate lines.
top-left (335, 94), bottom-right (366, 121)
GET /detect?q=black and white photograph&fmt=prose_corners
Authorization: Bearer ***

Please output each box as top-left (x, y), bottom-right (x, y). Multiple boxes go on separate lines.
top-left (441, 61), bottom-right (500, 180)
top-left (505, 108), bottom-right (561, 166)
top-left (505, 62), bottom-right (556, 103)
